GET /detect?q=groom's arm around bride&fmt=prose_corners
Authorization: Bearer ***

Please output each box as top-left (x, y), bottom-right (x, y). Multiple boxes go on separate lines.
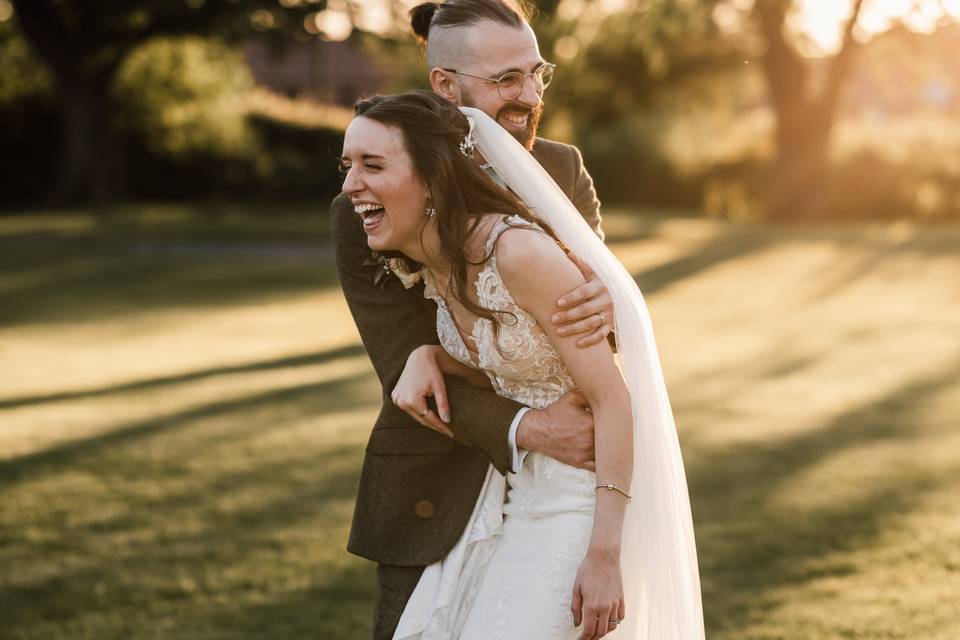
top-left (331, 0), bottom-right (611, 637)
top-left (331, 130), bottom-right (604, 636)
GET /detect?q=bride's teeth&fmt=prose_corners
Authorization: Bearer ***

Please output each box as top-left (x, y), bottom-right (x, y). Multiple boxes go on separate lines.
top-left (354, 203), bottom-right (384, 215)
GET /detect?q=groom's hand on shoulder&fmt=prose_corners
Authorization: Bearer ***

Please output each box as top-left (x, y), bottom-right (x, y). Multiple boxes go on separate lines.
top-left (551, 252), bottom-right (614, 349)
top-left (516, 390), bottom-right (596, 471)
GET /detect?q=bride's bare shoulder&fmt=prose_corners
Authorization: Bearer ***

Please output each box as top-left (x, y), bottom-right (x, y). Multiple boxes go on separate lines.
top-left (493, 221), bottom-right (583, 304)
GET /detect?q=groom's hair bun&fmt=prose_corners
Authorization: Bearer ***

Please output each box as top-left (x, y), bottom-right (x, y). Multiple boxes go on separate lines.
top-left (409, 2), bottom-right (439, 43)
top-left (408, 0), bottom-right (533, 45)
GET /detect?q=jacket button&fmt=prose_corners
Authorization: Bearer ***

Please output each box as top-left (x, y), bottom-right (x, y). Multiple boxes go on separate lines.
top-left (414, 499), bottom-right (435, 519)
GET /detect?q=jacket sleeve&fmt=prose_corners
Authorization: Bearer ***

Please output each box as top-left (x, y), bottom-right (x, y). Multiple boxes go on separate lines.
top-left (331, 194), bottom-right (521, 475)
top-left (567, 144), bottom-right (604, 241)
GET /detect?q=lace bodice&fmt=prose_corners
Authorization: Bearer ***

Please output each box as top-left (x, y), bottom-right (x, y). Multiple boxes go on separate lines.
top-left (421, 216), bottom-right (576, 409)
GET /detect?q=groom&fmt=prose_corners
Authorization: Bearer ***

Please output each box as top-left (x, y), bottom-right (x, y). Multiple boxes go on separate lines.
top-left (331, 0), bottom-right (612, 637)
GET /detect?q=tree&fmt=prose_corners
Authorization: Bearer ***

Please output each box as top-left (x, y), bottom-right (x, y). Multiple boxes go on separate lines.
top-left (9, 0), bottom-right (315, 206)
top-left (723, 0), bottom-right (958, 219)
top-left (546, 0), bottom-right (957, 217)
top-left (752, 0), bottom-right (865, 219)
top-left (538, 0), bottom-right (736, 127)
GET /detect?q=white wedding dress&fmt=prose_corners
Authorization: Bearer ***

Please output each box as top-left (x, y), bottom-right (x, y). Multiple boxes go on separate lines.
top-left (396, 107), bottom-right (704, 640)
top-left (394, 215), bottom-right (597, 640)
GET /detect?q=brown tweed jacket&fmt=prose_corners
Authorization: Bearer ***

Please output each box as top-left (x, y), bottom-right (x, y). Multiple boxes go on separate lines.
top-left (332, 137), bottom-right (602, 567)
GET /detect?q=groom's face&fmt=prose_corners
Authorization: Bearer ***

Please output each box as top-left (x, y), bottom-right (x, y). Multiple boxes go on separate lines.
top-left (448, 21), bottom-right (544, 150)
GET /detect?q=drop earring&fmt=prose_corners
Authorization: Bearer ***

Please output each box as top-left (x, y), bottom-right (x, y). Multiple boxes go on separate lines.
top-left (425, 203), bottom-right (437, 217)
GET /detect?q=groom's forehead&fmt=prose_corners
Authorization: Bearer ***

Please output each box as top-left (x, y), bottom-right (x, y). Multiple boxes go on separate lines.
top-left (457, 21), bottom-right (542, 72)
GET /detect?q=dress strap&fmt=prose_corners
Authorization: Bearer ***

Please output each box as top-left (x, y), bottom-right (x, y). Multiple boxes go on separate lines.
top-left (482, 214), bottom-right (541, 258)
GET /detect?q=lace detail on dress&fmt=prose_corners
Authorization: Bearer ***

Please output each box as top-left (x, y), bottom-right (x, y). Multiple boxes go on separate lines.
top-left (421, 215), bottom-right (576, 410)
top-left (422, 272), bottom-right (477, 370)
top-left (481, 584), bottom-right (518, 640)
top-left (543, 525), bottom-right (592, 636)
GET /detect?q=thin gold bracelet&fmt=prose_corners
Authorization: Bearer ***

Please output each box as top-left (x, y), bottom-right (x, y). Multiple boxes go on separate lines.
top-left (595, 483), bottom-right (632, 502)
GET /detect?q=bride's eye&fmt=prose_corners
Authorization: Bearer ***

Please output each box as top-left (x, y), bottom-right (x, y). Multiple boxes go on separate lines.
top-left (364, 162), bottom-right (383, 171)
top-left (338, 162), bottom-right (351, 177)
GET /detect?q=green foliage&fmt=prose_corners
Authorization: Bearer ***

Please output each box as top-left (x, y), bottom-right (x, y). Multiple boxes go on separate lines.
top-left (6, 0), bottom-right (326, 204)
top-left (0, 27), bottom-right (346, 205)
top-left (541, 0), bottom-right (734, 127)
top-left (114, 37), bottom-right (257, 162)
top-left (245, 107), bottom-right (345, 200)
top-left (535, 0), bottom-right (761, 213)
top-left (0, 21), bottom-right (58, 204)
top-left (0, 21), bottom-right (53, 104)
top-left (826, 114), bottom-right (960, 220)
top-left (578, 113), bottom-right (698, 207)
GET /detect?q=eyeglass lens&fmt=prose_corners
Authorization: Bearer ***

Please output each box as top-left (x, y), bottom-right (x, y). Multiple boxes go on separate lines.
top-left (498, 65), bottom-right (554, 99)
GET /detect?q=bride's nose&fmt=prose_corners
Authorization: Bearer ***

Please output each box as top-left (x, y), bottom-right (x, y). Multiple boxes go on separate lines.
top-left (342, 165), bottom-right (363, 196)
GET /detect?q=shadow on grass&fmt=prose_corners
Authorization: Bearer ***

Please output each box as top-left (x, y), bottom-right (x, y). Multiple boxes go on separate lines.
top-left (631, 220), bottom-right (960, 300)
top-left (630, 227), bottom-right (774, 295)
top-left (184, 561), bottom-right (376, 639)
top-left (0, 245), bottom-right (339, 328)
top-left (0, 344), bottom-right (368, 409)
top-left (0, 365), bottom-right (373, 485)
top-left (0, 446), bottom-right (370, 637)
top-left (0, 358), bottom-right (378, 638)
top-left (796, 229), bottom-right (957, 306)
top-left (691, 355), bottom-right (960, 633)
top-left (6, 216), bottom-right (954, 330)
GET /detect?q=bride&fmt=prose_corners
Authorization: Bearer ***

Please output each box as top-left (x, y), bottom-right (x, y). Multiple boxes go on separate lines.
top-left (339, 90), bottom-right (703, 639)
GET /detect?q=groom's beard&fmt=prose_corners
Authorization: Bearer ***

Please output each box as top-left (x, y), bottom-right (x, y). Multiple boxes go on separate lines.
top-left (462, 91), bottom-right (542, 151)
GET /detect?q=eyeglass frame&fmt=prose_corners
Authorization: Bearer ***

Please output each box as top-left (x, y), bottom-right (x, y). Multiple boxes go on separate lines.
top-left (441, 62), bottom-right (557, 100)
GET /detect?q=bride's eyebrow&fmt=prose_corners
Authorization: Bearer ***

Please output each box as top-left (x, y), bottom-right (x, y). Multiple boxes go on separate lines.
top-left (339, 153), bottom-right (387, 162)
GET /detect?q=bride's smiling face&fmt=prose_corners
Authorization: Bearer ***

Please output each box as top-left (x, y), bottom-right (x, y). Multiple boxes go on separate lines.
top-left (341, 116), bottom-right (431, 254)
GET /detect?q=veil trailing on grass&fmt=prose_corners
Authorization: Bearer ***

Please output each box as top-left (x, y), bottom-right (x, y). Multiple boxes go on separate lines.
top-left (461, 107), bottom-right (705, 639)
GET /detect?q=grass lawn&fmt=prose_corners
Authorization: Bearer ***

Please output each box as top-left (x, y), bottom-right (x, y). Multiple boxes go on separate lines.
top-left (1, 206), bottom-right (958, 639)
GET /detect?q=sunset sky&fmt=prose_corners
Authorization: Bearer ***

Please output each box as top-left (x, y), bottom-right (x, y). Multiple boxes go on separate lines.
top-left (795, 0), bottom-right (960, 53)
top-left (309, 0), bottom-right (960, 48)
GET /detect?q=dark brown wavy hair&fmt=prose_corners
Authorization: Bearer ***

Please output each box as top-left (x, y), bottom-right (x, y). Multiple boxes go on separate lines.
top-left (353, 90), bottom-right (561, 339)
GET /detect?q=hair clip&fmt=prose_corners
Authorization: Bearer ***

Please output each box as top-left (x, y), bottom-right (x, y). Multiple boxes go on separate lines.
top-left (459, 115), bottom-right (477, 158)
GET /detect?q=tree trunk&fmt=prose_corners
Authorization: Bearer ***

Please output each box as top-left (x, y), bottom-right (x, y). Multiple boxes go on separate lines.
top-left (12, 0), bottom-right (124, 208)
top-left (767, 99), bottom-right (834, 220)
top-left (755, 0), bottom-right (864, 220)
top-left (49, 70), bottom-right (123, 208)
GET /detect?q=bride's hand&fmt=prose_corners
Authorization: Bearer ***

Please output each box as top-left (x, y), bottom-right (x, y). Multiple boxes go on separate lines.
top-left (552, 252), bottom-right (614, 348)
top-left (392, 345), bottom-right (453, 436)
top-left (571, 550), bottom-right (625, 639)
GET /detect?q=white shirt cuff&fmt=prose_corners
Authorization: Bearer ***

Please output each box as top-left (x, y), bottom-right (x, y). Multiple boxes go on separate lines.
top-left (508, 407), bottom-right (531, 474)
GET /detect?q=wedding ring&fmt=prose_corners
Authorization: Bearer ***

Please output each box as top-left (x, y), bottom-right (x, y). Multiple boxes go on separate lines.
top-left (594, 313), bottom-right (605, 325)
top-left (418, 409), bottom-right (429, 417)
top-left (609, 618), bottom-right (622, 625)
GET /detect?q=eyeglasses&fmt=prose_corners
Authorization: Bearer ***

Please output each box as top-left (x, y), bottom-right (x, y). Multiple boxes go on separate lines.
top-left (442, 63), bottom-right (556, 100)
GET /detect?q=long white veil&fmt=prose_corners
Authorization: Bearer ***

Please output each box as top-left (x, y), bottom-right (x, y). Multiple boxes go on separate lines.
top-left (462, 107), bottom-right (704, 638)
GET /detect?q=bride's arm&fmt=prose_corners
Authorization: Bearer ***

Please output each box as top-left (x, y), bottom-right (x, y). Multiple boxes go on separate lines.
top-left (391, 346), bottom-right (493, 437)
top-left (496, 226), bottom-right (633, 637)
top-left (407, 344), bottom-right (492, 389)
